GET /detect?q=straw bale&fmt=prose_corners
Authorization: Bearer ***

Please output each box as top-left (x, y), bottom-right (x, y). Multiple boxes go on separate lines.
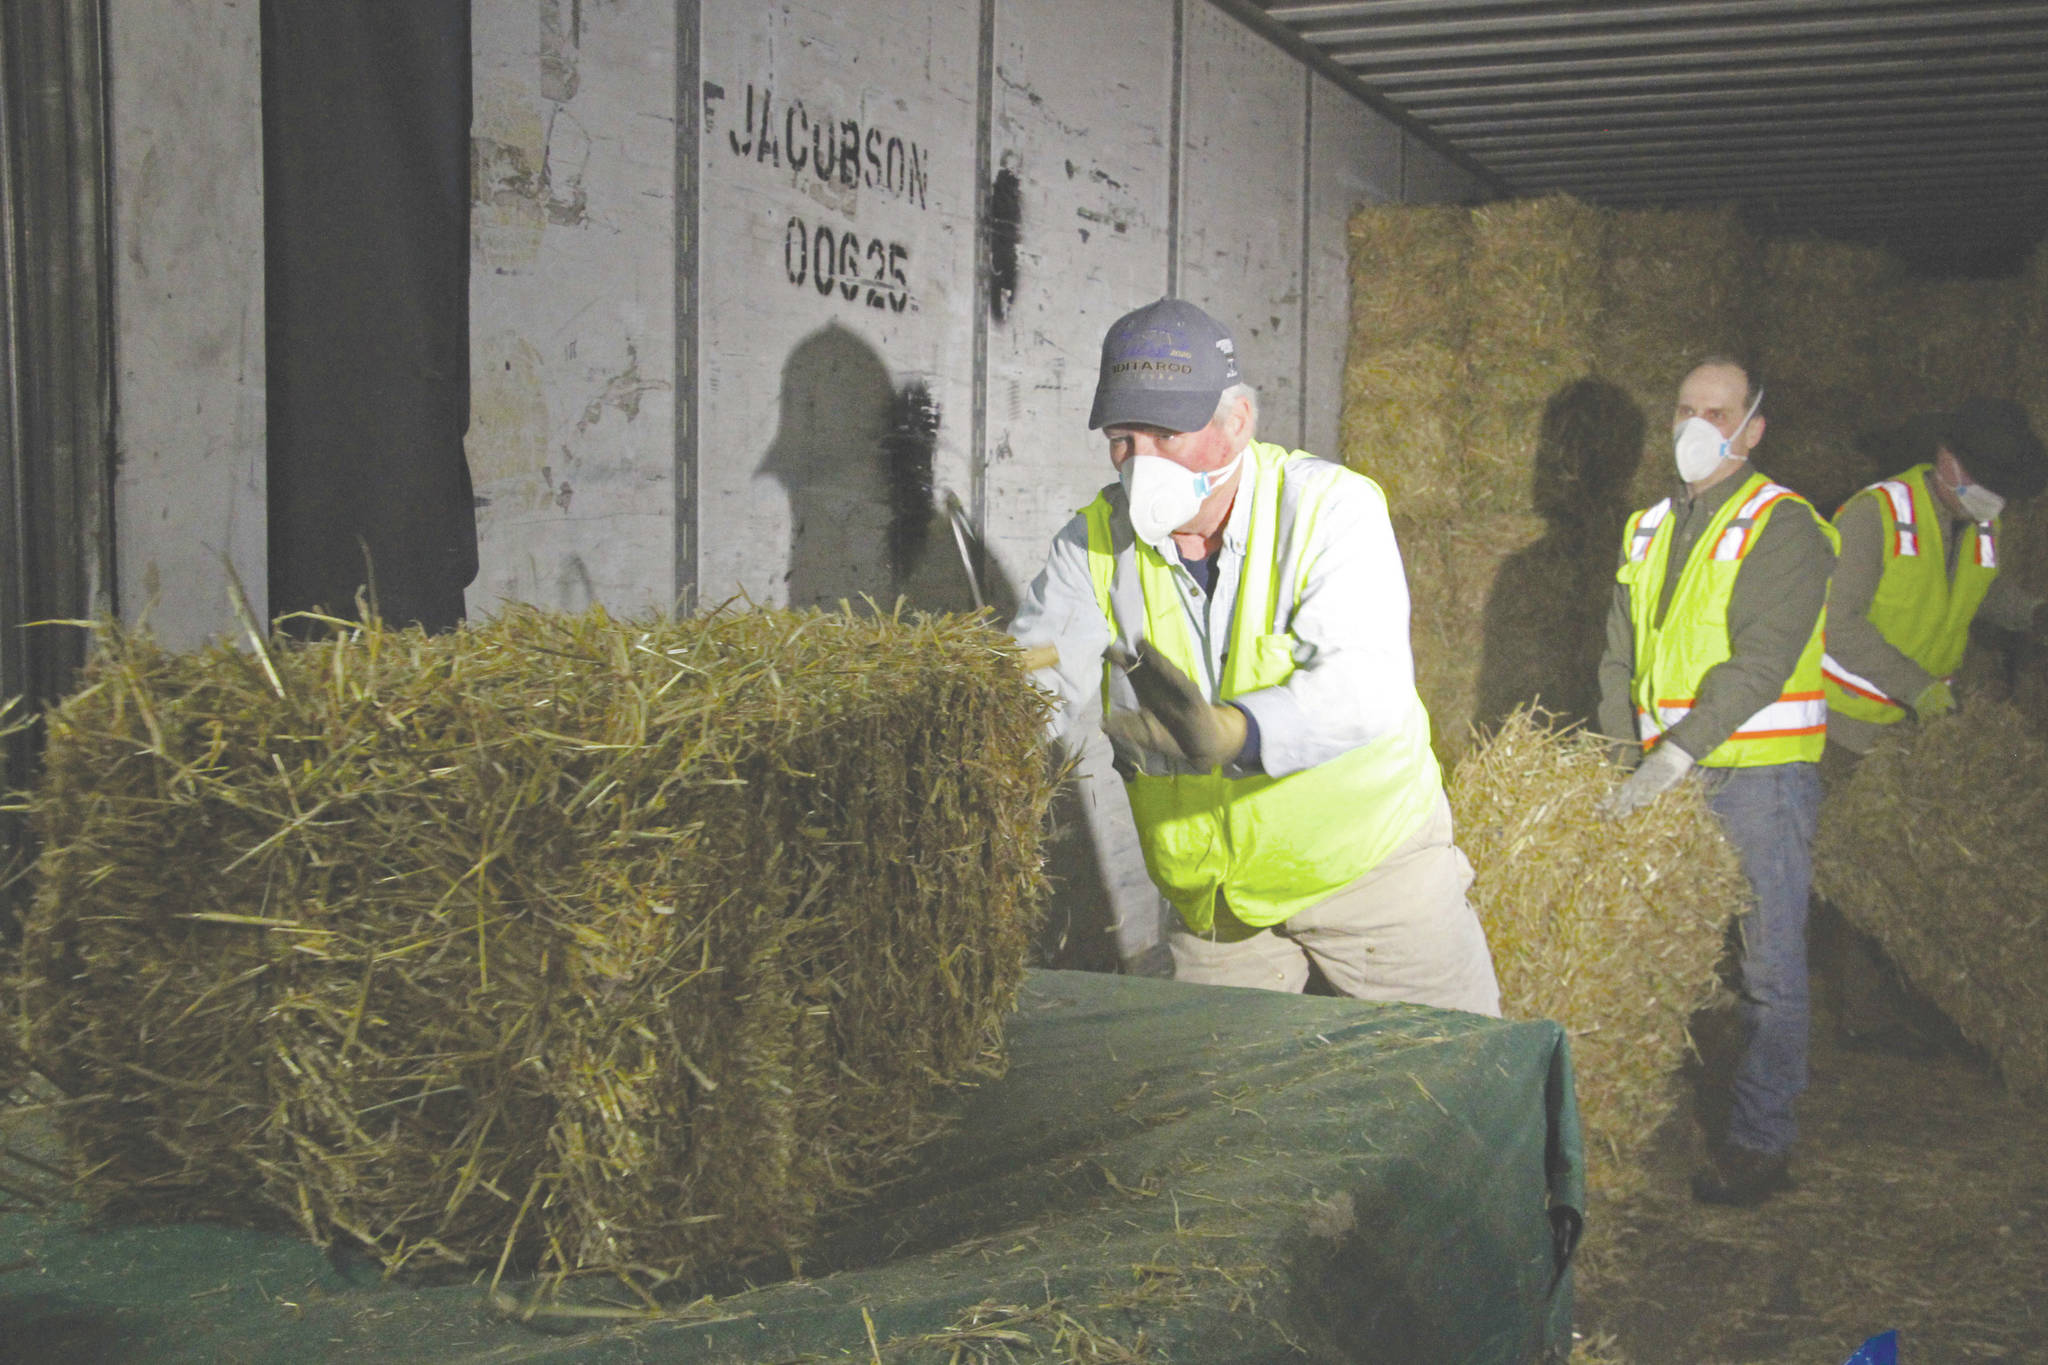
top-left (1347, 201), bottom-right (1470, 345)
top-left (1341, 338), bottom-right (1464, 520)
top-left (1595, 206), bottom-right (1757, 511)
top-left (1595, 205), bottom-right (1755, 387)
top-left (1813, 702), bottom-right (2048, 1099)
top-left (1449, 709), bottom-right (1741, 1204)
top-left (1756, 239), bottom-right (1901, 400)
top-left (2019, 238), bottom-right (2048, 455)
top-left (1397, 512), bottom-right (1549, 768)
top-left (1461, 196), bottom-right (1608, 514)
top-left (1871, 279), bottom-right (2020, 420)
top-left (5, 605), bottom-right (1058, 1285)
top-left (1343, 204), bottom-right (1472, 520)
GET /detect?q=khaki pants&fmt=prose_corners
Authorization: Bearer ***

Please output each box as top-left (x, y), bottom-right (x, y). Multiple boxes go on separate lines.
top-left (1167, 793), bottom-right (1502, 1016)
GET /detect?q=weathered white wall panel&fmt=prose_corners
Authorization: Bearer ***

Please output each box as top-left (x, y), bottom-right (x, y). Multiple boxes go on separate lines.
top-left (1304, 74), bottom-right (1399, 463)
top-left (983, 0), bottom-right (1174, 592)
top-left (1402, 132), bottom-right (1486, 206)
top-left (696, 0), bottom-right (980, 611)
top-left (985, 0), bottom-right (1179, 968)
top-left (469, 1), bottom-right (677, 618)
top-left (109, 1), bottom-right (265, 649)
top-left (1178, 2), bottom-right (1305, 450)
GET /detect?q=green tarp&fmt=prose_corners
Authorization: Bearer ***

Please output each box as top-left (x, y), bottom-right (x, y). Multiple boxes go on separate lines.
top-left (2, 970), bottom-right (1581, 1363)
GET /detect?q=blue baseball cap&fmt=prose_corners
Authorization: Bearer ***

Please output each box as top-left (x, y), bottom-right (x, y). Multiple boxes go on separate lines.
top-left (1089, 298), bottom-right (1242, 432)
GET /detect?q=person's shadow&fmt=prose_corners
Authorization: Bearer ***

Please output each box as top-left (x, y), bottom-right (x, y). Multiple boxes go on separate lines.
top-left (755, 324), bottom-right (1117, 972)
top-left (1473, 378), bottom-right (1646, 737)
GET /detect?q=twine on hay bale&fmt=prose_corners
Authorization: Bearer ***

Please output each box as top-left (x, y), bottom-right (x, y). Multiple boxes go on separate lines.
top-left (3, 604), bottom-right (1059, 1287)
top-left (1449, 710), bottom-right (1740, 1205)
top-left (1814, 702), bottom-right (2048, 1099)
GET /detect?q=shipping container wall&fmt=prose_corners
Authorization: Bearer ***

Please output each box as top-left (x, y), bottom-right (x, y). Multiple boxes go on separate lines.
top-left (694, 0), bottom-right (982, 615)
top-left (469, 0), bottom-right (678, 617)
top-left (106, 0), bottom-right (1481, 649)
top-left (108, 0), bottom-right (266, 650)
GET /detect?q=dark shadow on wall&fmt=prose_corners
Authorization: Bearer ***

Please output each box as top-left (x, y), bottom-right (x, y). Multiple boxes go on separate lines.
top-left (1473, 379), bottom-right (1646, 738)
top-left (755, 323), bottom-right (1114, 971)
top-left (756, 322), bottom-right (1015, 619)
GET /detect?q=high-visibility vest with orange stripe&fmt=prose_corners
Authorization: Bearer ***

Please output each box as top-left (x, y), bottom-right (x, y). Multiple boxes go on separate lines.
top-left (1822, 464), bottom-right (1998, 728)
top-left (1079, 442), bottom-right (1441, 933)
top-left (1617, 471), bottom-right (1837, 767)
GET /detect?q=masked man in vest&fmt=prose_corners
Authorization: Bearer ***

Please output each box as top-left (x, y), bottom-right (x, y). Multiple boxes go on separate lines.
top-left (1822, 398), bottom-right (2047, 764)
top-left (1816, 399), bottom-right (2046, 1051)
top-left (1595, 357), bottom-right (1838, 1207)
top-left (1009, 298), bottom-right (1500, 1014)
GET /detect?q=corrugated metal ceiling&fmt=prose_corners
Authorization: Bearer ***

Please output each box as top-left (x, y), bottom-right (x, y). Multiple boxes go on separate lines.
top-left (1239, 0), bottom-right (2048, 276)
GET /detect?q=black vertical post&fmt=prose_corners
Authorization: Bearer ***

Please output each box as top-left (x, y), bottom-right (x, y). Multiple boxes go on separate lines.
top-left (261, 0), bottom-right (476, 634)
top-left (0, 0), bottom-right (114, 933)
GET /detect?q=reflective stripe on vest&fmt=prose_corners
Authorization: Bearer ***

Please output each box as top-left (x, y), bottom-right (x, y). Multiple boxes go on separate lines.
top-left (1820, 653), bottom-right (1898, 708)
top-left (1876, 480), bottom-right (1918, 558)
top-left (1824, 464), bottom-right (1999, 729)
top-left (1626, 500), bottom-right (1672, 563)
top-left (1636, 691), bottom-right (1829, 746)
top-left (1617, 471), bottom-right (1835, 767)
top-left (1080, 442), bottom-right (1440, 933)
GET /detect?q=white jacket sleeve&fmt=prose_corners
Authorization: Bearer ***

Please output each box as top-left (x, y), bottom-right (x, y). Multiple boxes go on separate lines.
top-left (1007, 513), bottom-right (1115, 747)
top-left (1229, 469), bottom-right (1426, 778)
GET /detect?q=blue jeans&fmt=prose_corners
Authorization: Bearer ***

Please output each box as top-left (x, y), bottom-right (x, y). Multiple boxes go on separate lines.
top-left (1700, 762), bottom-right (1820, 1156)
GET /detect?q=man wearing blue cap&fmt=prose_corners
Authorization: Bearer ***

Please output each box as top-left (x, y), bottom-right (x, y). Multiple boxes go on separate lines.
top-left (1009, 298), bottom-right (1500, 1013)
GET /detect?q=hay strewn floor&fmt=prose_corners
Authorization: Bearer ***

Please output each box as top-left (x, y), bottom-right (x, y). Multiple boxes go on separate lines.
top-left (1574, 952), bottom-right (2048, 1365)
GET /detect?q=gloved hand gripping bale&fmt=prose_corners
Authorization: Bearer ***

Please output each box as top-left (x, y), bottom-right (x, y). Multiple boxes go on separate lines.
top-left (1104, 642), bottom-right (1246, 771)
top-left (1597, 741), bottom-right (1694, 819)
top-left (1910, 678), bottom-right (1955, 721)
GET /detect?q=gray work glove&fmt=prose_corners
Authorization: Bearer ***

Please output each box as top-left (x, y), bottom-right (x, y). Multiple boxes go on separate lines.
top-left (1597, 741), bottom-right (1695, 819)
top-left (1103, 642), bottom-right (1247, 772)
top-left (1911, 678), bottom-right (1955, 720)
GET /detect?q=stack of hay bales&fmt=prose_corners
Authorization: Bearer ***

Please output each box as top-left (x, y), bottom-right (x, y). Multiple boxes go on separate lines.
top-left (1450, 709), bottom-right (1740, 1205)
top-left (2020, 237), bottom-right (2048, 444)
top-left (1814, 704), bottom-right (2048, 1098)
top-left (1394, 512), bottom-right (1546, 765)
top-left (2006, 239), bottom-right (2048, 602)
top-left (1874, 278), bottom-right (2021, 422)
top-left (1460, 194), bottom-right (1608, 517)
top-left (4, 606), bottom-right (1057, 1284)
top-left (2001, 243), bottom-right (2048, 733)
top-left (1595, 205), bottom-right (1756, 511)
top-left (1352, 196), bottom-right (1608, 760)
top-left (1753, 239), bottom-right (1903, 515)
top-left (1342, 203), bottom-right (1471, 521)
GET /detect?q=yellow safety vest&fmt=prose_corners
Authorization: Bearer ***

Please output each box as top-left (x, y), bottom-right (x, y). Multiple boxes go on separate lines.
top-left (1822, 464), bottom-right (1999, 727)
top-left (1081, 441), bottom-right (1440, 933)
top-left (1616, 471), bottom-right (1836, 767)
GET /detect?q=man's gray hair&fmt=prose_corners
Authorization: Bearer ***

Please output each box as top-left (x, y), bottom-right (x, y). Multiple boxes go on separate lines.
top-left (1214, 382), bottom-right (1259, 432)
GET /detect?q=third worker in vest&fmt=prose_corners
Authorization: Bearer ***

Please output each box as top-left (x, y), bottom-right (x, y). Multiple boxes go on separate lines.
top-left (1008, 298), bottom-right (1500, 1014)
top-left (1821, 397), bottom-right (2048, 767)
top-left (1595, 356), bottom-right (1838, 1208)
top-left (1815, 398), bottom-right (2047, 1053)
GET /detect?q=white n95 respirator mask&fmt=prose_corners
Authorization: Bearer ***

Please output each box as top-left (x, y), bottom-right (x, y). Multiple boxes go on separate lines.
top-left (1949, 475), bottom-right (2005, 524)
top-left (1121, 448), bottom-right (1245, 549)
top-left (1673, 387), bottom-right (1765, 483)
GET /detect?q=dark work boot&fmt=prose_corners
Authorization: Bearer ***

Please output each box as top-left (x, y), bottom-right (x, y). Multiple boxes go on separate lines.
top-left (1690, 1144), bottom-right (1793, 1207)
